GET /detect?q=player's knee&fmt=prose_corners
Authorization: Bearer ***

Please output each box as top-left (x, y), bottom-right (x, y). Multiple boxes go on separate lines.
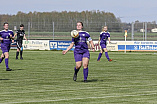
top-left (83, 63), bottom-right (88, 69)
top-left (104, 48), bottom-right (107, 52)
top-left (5, 54), bottom-right (9, 58)
top-left (76, 65), bottom-right (81, 69)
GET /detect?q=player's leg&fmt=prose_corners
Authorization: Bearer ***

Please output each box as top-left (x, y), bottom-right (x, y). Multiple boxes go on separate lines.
top-left (20, 47), bottom-right (23, 60)
top-left (82, 51), bottom-right (90, 82)
top-left (5, 46), bottom-right (12, 71)
top-left (16, 48), bottom-right (20, 59)
top-left (97, 49), bottom-right (103, 61)
top-left (103, 48), bottom-right (112, 61)
top-left (19, 42), bottom-right (23, 60)
top-left (73, 53), bottom-right (83, 81)
top-left (82, 57), bottom-right (89, 82)
top-left (0, 53), bottom-right (5, 63)
top-left (16, 41), bottom-right (20, 59)
top-left (4, 52), bottom-right (11, 71)
top-left (97, 44), bottom-right (106, 61)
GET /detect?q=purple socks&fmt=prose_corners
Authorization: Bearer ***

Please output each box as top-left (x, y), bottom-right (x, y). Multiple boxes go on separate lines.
top-left (83, 68), bottom-right (88, 80)
top-left (0, 58), bottom-right (2, 63)
top-left (5, 58), bottom-right (9, 69)
top-left (97, 53), bottom-right (102, 61)
top-left (105, 52), bottom-right (110, 61)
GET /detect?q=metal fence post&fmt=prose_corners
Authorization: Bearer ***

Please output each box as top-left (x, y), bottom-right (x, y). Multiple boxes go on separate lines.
top-left (145, 22), bottom-right (147, 41)
top-left (143, 22), bottom-right (145, 41)
top-left (131, 22), bottom-right (134, 41)
top-left (53, 22), bottom-right (54, 40)
top-left (28, 22), bottom-right (30, 39)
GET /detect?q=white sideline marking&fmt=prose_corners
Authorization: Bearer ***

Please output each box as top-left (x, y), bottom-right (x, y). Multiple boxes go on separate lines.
top-left (2, 92), bottom-right (157, 104)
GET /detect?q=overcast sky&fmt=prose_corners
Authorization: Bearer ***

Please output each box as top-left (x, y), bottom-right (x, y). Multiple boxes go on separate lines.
top-left (0, 0), bottom-right (157, 23)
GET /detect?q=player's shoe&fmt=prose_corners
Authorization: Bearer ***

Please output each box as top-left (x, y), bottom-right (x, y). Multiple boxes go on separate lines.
top-left (20, 57), bottom-right (23, 60)
top-left (6, 68), bottom-right (12, 71)
top-left (97, 60), bottom-right (100, 62)
top-left (84, 80), bottom-right (88, 83)
top-left (109, 59), bottom-right (112, 62)
top-left (16, 57), bottom-right (18, 60)
top-left (73, 73), bottom-right (77, 81)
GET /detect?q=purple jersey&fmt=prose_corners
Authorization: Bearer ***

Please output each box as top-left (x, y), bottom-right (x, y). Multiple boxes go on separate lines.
top-left (0, 30), bottom-right (14, 46)
top-left (100, 31), bottom-right (110, 44)
top-left (72, 31), bottom-right (92, 53)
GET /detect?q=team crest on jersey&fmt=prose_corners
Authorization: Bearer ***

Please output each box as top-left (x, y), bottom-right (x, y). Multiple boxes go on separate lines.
top-left (82, 34), bottom-right (85, 36)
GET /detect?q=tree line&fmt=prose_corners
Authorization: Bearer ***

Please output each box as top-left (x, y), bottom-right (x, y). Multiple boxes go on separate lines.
top-left (0, 10), bottom-right (122, 32)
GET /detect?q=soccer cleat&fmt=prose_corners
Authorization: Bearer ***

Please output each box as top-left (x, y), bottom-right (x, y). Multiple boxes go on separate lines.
top-left (97, 60), bottom-right (100, 62)
top-left (73, 73), bottom-right (77, 81)
top-left (84, 80), bottom-right (88, 83)
top-left (109, 59), bottom-right (112, 62)
top-left (6, 68), bottom-right (12, 71)
top-left (20, 57), bottom-right (23, 60)
top-left (16, 57), bottom-right (18, 60)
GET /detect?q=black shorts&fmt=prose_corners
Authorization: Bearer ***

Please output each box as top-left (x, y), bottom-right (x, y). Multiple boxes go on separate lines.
top-left (17, 41), bottom-right (23, 49)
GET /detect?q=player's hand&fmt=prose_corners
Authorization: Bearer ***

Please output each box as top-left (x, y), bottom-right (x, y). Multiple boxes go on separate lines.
top-left (0, 37), bottom-right (3, 41)
top-left (10, 35), bottom-right (12, 38)
top-left (62, 50), bottom-right (67, 55)
top-left (12, 40), bottom-right (14, 43)
top-left (92, 48), bottom-right (95, 52)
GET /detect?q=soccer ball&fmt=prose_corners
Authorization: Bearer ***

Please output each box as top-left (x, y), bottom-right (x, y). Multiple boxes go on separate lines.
top-left (71, 30), bottom-right (79, 38)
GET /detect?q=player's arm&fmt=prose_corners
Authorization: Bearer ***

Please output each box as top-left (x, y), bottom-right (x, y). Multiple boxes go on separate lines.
top-left (89, 40), bottom-right (95, 52)
top-left (24, 34), bottom-right (27, 40)
top-left (0, 32), bottom-right (3, 41)
top-left (62, 42), bottom-right (74, 55)
top-left (10, 31), bottom-right (15, 40)
top-left (108, 37), bottom-right (111, 43)
top-left (108, 33), bottom-right (111, 43)
top-left (88, 36), bottom-right (95, 52)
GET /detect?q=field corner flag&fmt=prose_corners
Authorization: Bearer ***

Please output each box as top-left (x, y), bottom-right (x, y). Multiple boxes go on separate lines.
top-left (124, 30), bottom-right (127, 53)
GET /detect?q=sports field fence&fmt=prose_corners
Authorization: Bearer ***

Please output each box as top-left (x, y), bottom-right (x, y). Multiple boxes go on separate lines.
top-left (2, 22), bottom-right (157, 41)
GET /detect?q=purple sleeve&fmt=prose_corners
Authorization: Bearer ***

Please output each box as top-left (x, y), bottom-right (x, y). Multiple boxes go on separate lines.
top-left (108, 33), bottom-right (110, 37)
top-left (100, 33), bottom-right (103, 39)
top-left (0, 32), bottom-right (1, 37)
top-left (85, 33), bottom-right (90, 38)
top-left (72, 37), bottom-right (74, 43)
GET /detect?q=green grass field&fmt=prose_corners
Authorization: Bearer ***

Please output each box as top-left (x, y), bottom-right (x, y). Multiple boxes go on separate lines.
top-left (0, 50), bottom-right (157, 104)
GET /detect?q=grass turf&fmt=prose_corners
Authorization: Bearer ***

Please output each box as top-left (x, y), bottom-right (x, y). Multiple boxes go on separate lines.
top-left (0, 50), bottom-right (157, 104)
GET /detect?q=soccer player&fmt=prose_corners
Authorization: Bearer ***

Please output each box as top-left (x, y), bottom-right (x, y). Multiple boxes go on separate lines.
top-left (97, 26), bottom-right (112, 62)
top-left (14, 24), bottom-right (27, 60)
top-left (62, 22), bottom-right (95, 82)
top-left (0, 22), bottom-right (14, 71)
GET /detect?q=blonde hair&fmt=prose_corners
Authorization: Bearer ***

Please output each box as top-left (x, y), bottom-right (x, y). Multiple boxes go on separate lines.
top-left (102, 26), bottom-right (108, 32)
